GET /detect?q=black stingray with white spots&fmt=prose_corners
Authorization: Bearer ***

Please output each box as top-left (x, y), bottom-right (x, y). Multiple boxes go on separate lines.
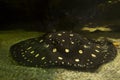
top-left (10, 31), bottom-right (117, 71)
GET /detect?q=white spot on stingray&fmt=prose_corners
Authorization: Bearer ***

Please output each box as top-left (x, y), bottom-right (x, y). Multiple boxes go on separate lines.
top-left (78, 50), bottom-right (83, 54)
top-left (44, 62), bottom-right (47, 64)
top-left (65, 49), bottom-right (70, 53)
top-left (23, 57), bottom-right (27, 60)
top-left (86, 63), bottom-right (89, 65)
top-left (104, 55), bottom-right (107, 58)
top-left (74, 64), bottom-right (77, 66)
top-left (52, 41), bottom-right (55, 43)
top-left (78, 64), bottom-right (80, 66)
top-left (58, 57), bottom-right (63, 60)
top-left (83, 45), bottom-right (89, 48)
top-left (67, 62), bottom-right (70, 65)
top-left (49, 34), bottom-right (52, 38)
top-left (22, 54), bottom-right (25, 57)
top-left (21, 52), bottom-right (24, 54)
top-left (44, 44), bottom-right (49, 48)
top-left (27, 46), bottom-right (32, 50)
top-left (57, 33), bottom-right (62, 36)
top-left (87, 59), bottom-right (90, 61)
top-left (96, 45), bottom-right (100, 48)
top-left (62, 62), bottom-right (65, 64)
top-left (41, 57), bottom-right (45, 60)
top-left (49, 61), bottom-right (52, 63)
top-left (90, 61), bottom-right (93, 64)
top-left (102, 60), bottom-right (105, 63)
top-left (52, 63), bottom-right (55, 65)
top-left (39, 39), bottom-right (43, 43)
top-left (30, 51), bottom-right (35, 54)
top-left (91, 54), bottom-right (97, 58)
top-left (25, 51), bottom-right (27, 53)
top-left (20, 49), bottom-right (24, 51)
top-left (55, 61), bottom-right (58, 63)
top-left (35, 54), bottom-right (39, 57)
top-left (62, 31), bottom-right (65, 33)
top-left (27, 59), bottom-right (30, 62)
top-left (75, 59), bottom-right (80, 62)
top-left (52, 48), bottom-right (57, 53)
top-left (71, 41), bottom-right (74, 44)
top-left (88, 42), bottom-right (91, 44)
top-left (69, 34), bottom-right (74, 37)
top-left (62, 39), bottom-right (65, 42)
top-left (95, 49), bottom-right (100, 52)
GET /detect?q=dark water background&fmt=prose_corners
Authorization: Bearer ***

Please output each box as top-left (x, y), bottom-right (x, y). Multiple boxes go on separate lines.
top-left (0, 0), bottom-right (120, 32)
